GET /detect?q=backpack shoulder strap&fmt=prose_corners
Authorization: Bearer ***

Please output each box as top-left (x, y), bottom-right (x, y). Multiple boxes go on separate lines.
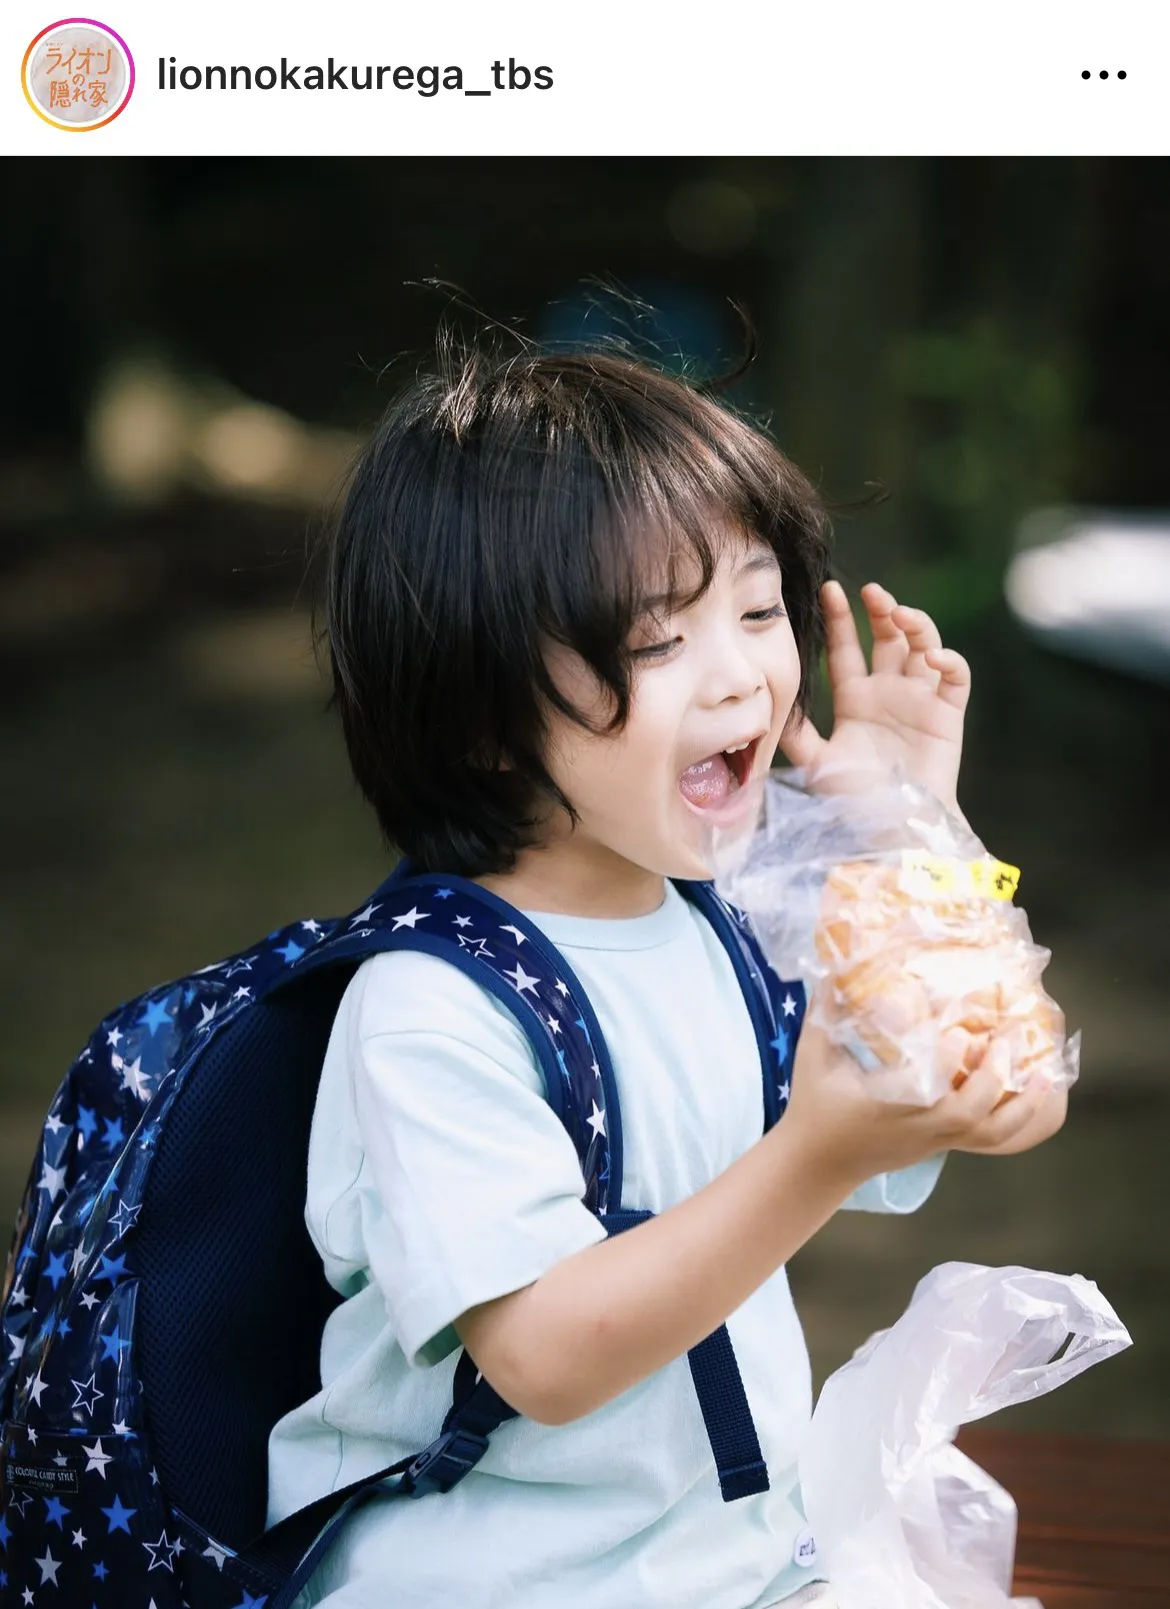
top-left (673, 878), bottom-right (807, 1131)
top-left (280, 865), bottom-right (626, 1216)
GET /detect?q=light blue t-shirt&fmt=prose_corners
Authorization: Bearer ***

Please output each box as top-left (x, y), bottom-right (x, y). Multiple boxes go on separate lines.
top-left (266, 881), bottom-right (943, 1609)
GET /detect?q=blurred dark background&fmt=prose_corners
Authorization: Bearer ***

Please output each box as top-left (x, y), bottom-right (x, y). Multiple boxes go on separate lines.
top-left (2, 157), bottom-right (1166, 1437)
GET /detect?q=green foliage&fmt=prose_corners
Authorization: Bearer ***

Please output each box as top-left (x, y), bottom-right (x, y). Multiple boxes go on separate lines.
top-left (886, 316), bottom-right (1080, 627)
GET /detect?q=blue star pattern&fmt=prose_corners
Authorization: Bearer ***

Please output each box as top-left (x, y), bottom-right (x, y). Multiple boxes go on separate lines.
top-left (0, 866), bottom-right (805, 1608)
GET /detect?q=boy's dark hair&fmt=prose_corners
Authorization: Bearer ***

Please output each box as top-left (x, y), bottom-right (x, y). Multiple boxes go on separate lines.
top-left (321, 335), bottom-right (834, 877)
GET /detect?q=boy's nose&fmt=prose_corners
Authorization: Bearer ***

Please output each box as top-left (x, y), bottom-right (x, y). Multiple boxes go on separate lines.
top-left (705, 641), bottom-right (767, 705)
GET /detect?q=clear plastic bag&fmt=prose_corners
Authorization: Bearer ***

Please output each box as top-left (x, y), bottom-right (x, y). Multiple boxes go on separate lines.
top-left (706, 768), bottom-right (1080, 1105)
top-left (797, 1262), bottom-right (1133, 1609)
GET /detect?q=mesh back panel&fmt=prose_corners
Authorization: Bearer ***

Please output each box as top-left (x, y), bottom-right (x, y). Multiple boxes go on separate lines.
top-left (135, 968), bottom-right (350, 1549)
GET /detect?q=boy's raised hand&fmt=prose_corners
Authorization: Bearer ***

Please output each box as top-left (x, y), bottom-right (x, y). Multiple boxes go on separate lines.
top-left (780, 580), bottom-right (970, 814)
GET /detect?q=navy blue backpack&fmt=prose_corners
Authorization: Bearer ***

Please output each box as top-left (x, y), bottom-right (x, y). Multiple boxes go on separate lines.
top-left (0, 860), bottom-right (806, 1609)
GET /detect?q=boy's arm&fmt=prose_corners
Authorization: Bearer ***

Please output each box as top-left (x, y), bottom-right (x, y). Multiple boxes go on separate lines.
top-left (456, 1024), bottom-right (1053, 1427)
top-left (456, 1113), bottom-right (856, 1426)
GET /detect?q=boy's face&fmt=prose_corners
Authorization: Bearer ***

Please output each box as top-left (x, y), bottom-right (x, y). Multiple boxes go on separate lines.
top-left (515, 531), bottom-right (804, 915)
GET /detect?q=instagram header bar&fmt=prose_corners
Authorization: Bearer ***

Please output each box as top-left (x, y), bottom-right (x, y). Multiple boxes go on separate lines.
top-left (4, 0), bottom-right (1166, 154)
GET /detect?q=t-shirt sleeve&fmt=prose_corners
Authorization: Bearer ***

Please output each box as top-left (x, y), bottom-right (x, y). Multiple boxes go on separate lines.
top-left (839, 1154), bottom-right (946, 1214)
top-left (333, 952), bottom-right (609, 1370)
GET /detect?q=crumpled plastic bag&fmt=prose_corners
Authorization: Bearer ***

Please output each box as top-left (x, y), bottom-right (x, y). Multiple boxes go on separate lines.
top-left (705, 768), bottom-right (1081, 1104)
top-left (797, 1263), bottom-right (1133, 1609)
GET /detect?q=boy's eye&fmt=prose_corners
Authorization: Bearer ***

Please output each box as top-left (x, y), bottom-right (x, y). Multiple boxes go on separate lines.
top-left (630, 604), bottom-right (786, 660)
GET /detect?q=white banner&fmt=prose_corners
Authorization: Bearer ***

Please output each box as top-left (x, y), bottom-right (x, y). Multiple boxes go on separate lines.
top-left (2, 0), bottom-right (1167, 156)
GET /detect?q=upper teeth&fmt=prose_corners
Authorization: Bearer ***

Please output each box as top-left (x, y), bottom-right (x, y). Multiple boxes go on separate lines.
top-left (725, 741), bottom-right (752, 753)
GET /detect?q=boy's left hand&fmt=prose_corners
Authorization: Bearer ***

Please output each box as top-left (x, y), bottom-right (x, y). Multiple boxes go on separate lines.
top-left (780, 580), bottom-right (970, 813)
top-left (950, 1078), bottom-right (1069, 1157)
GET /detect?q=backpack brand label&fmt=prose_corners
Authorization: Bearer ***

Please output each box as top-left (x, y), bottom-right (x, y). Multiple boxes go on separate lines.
top-left (4, 1458), bottom-right (80, 1494)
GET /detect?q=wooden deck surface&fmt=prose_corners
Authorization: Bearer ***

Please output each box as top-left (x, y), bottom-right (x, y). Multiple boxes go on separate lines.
top-left (955, 1430), bottom-right (1170, 1606)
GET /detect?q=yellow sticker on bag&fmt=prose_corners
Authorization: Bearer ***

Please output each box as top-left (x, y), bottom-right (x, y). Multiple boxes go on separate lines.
top-left (899, 852), bottom-right (1020, 901)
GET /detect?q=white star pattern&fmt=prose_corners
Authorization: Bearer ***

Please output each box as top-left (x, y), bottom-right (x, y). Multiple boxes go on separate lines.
top-left (197, 1002), bottom-right (218, 1029)
top-left (82, 1437), bottom-right (113, 1477)
top-left (554, 978), bottom-right (569, 996)
top-left (35, 1546), bottom-right (62, 1585)
top-left (71, 1527), bottom-right (87, 1548)
top-left (390, 906), bottom-right (429, 931)
top-left (782, 993), bottom-right (797, 1017)
top-left (456, 933), bottom-right (494, 960)
top-left (350, 903), bottom-right (381, 925)
top-left (544, 1015), bottom-right (562, 1035)
top-left (143, 1529), bottom-right (177, 1572)
top-left (202, 1540), bottom-right (230, 1570)
top-left (28, 1370), bottom-right (48, 1406)
top-left (118, 1056), bottom-right (152, 1100)
top-left (499, 923), bottom-right (528, 945)
top-left (503, 962), bottom-right (541, 997)
top-left (9, 1282), bottom-right (28, 1307)
top-left (110, 1199), bottom-right (142, 1236)
top-left (586, 1101), bottom-right (607, 1139)
top-left (71, 1373), bottom-right (104, 1414)
top-left (778, 1081), bottom-right (791, 1101)
top-left (453, 914), bottom-right (472, 927)
top-left (106, 1027), bottom-right (124, 1048)
top-left (45, 1113), bottom-right (66, 1135)
top-left (8, 1332), bottom-right (24, 1362)
top-left (79, 1290), bottom-right (99, 1310)
top-left (38, 1162), bottom-right (66, 1200)
top-left (301, 918), bottom-right (323, 933)
top-left (22, 1585), bottom-right (34, 1604)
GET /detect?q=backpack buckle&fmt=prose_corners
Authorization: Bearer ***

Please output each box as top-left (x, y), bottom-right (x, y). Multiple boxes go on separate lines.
top-left (402, 1426), bottom-right (491, 1497)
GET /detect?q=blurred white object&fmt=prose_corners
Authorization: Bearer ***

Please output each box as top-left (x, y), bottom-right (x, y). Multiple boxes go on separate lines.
top-left (798, 1262), bottom-right (1133, 1609)
top-left (1005, 511), bottom-right (1170, 685)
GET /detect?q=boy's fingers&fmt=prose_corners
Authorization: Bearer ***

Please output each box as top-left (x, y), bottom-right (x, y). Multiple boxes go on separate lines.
top-left (924, 647), bottom-right (972, 711)
top-left (821, 580), bottom-right (871, 685)
top-left (943, 1057), bottom-right (1008, 1127)
top-left (862, 583), bottom-right (911, 675)
top-left (822, 580), bottom-right (871, 682)
top-left (889, 603), bottom-right (943, 669)
top-left (959, 1077), bottom-right (1050, 1153)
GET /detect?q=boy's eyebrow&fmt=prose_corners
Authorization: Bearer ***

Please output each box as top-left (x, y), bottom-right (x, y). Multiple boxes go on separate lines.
top-left (638, 549), bottom-right (782, 615)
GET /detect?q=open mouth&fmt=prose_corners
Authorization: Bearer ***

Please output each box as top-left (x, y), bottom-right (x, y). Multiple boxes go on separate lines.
top-left (723, 738), bottom-right (759, 789)
top-left (678, 733), bottom-right (763, 809)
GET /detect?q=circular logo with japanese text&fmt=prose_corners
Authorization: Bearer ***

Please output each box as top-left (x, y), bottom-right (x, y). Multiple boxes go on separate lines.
top-left (22, 18), bottom-right (134, 131)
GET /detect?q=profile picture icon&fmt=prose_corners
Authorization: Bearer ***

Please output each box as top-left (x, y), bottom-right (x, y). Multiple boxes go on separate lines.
top-left (23, 18), bottom-right (134, 131)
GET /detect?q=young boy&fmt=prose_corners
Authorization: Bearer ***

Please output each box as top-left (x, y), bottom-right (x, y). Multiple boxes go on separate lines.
top-left (266, 344), bottom-right (1066, 1608)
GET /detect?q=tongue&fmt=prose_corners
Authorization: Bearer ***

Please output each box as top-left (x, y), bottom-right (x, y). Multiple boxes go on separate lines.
top-left (679, 753), bottom-right (735, 807)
